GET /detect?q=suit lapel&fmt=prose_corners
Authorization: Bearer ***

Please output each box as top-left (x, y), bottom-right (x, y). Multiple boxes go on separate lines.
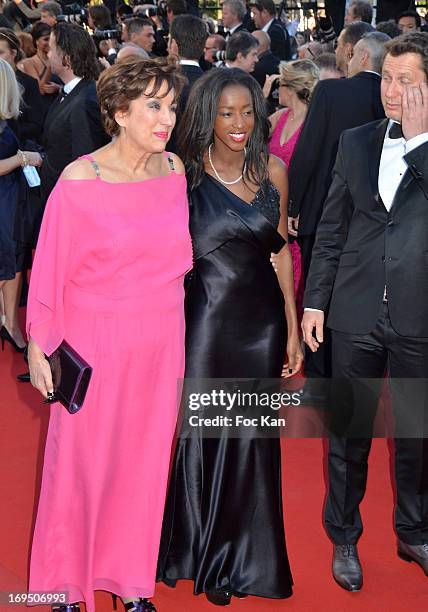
top-left (368, 118), bottom-right (389, 206)
top-left (389, 165), bottom-right (415, 213)
top-left (43, 80), bottom-right (87, 148)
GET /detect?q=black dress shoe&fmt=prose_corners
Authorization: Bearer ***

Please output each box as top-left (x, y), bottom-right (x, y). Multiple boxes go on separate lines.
top-left (205, 591), bottom-right (232, 606)
top-left (17, 371), bottom-right (31, 382)
top-left (332, 544), bottom-right (363, 591)
top-left (233, 592), bottom-right (248, 598)
top-left (398, 540), bottom-right (428, 576)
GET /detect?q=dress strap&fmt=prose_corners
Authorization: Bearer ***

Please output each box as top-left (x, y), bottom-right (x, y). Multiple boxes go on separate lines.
top-left (79, 154), bottom-right (101, 179)
top-left (164, 151), bottom-right (176, 173)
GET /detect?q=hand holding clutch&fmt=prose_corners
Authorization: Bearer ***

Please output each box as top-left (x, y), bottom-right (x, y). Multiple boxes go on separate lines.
top-left (46, 340), bottom-right (93, 414)
top-left (29, 338), bottom-right (92, 414)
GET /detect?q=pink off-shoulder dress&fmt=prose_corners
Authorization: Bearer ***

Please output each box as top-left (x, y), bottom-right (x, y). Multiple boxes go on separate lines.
top-left (26, 155), bottom-right (193, 612)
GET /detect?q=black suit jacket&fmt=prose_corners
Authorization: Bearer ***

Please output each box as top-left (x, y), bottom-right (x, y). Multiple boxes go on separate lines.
top-left (304, 119), bottom-right (428, 337)
top-left (252, 50), bottom-right (280, 87)
top-left (252, 51), bottom-right (280, 115)
top-left (169, 63), bottom-right (204, 154)
top-left (267, 19), bottom-right (291, 62)
top-left (40, 79), bottom-right (109, 202)
top-left (289, 71), bottom-right (385, 236)
top-left (224, 23), bottom-right (247, 39)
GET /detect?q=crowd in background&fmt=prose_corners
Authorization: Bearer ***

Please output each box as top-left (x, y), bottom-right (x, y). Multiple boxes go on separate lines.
top-left (1, 0), bottom-right (426, 360)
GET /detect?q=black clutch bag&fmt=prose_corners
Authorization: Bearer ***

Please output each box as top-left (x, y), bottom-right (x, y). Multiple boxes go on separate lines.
top-left (46, 340), bottom-right (93, 414)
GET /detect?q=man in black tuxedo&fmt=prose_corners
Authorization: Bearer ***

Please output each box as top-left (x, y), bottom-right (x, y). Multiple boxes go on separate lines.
top-left (302, 32), bottom-right (428, 591)
top-left (250, 0), bottom-right (291, 61)
top-left (41, 23), bottom-right (109, 205)
top-left (222, 0), bottom-right (247, 39)
top-left (167, 14), bottom-right (206, 153)
top-left (288, 21), bottom-right (382, 386)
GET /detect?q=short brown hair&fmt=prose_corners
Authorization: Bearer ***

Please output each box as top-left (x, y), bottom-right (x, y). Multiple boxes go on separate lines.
top-left (97, 57), bottom-right (186, 137)
top-left (384, 32), bottom-right (428, 80)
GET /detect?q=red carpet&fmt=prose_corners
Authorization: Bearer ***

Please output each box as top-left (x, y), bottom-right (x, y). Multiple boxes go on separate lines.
top-left (1, 336), bottom-right (428, 612)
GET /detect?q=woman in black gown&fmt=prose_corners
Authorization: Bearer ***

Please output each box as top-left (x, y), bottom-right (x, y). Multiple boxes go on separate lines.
top-left (157, 69), bottom-right (303, 605)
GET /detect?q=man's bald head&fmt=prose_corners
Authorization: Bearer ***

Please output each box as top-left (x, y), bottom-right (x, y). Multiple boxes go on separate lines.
top-left (252, 30), bottom-right (270, 55)
top-left (117, 43), bottom-right (149, 61)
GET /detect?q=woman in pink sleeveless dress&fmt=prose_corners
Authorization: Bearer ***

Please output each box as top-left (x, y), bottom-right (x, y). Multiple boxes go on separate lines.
top-left (268, 59), bottom-right (320, 315)
top-left (26, 59), bottom-right (192, 612)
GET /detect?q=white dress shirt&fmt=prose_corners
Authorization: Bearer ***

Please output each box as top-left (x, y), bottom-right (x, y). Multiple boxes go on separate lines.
top-left (305, 121), bottom-right (428, 312)
top-left (179, 59), bottom-right (201, 67)
top-left (262, 18), bottom-right (274, 33)
top-left (378, 121), bottom-right (428, 211)
top-left (63, 76), bottom-right (82, 95)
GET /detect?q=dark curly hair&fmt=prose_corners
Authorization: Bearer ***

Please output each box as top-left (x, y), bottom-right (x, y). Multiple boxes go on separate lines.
top-left (96, 56), bottom-right (186, 137)
top-left (53, 22), bottom-right (99, 80)
top-left (178, 68), bottom-right (270, 191)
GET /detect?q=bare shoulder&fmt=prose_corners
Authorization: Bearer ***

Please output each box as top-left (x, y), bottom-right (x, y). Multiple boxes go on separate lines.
top-left (167, 152), bottom-right (185, 175)
top-left (61, 158), bottom-right (97, 181)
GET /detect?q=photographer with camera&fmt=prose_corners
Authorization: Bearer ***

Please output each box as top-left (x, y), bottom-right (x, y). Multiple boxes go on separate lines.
top-left (131, 4), bottom-right (169, 57)
top-left (88, 3), bottom-right (121, 65)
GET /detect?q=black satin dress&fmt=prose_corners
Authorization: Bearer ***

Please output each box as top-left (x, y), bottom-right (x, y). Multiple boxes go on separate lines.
top-left (157, 173), bottom-right (293, 599)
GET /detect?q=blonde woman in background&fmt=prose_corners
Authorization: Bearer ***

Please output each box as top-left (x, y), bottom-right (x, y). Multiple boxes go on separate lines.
top-left (267, 59), bottom-right (320, 313)
top-left (0, 58), bottom-right (42, 351)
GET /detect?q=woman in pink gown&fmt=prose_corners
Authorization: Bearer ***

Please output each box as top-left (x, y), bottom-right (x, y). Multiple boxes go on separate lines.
top-left (26, 58), bottom-right (192, 612)
top-left (267, 59), bottom-right (319, 315)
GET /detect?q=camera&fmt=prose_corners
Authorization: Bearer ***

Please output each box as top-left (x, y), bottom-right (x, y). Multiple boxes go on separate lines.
top-left (93, 28), bottom-right (121, 40)
top-left (57, 3), bottom-right (88, 25)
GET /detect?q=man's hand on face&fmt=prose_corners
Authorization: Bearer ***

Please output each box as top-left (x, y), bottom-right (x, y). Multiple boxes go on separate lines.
top-left (401, 81), bottom-right (428, 140)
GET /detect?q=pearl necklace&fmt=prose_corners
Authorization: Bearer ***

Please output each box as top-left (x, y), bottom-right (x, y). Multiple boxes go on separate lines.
top-left (208, 144), bottom-right (247, 185)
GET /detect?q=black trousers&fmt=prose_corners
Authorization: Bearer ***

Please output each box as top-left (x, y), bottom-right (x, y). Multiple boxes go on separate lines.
top-left (325, 303), bottom-right (428, 545)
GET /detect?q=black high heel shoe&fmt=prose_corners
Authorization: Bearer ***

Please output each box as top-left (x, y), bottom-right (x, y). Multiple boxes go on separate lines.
top-left (52, 605), bottom-right (80, 612)
top-left (0, 326), bottom-right (26, 353)
top-left (205, 591), bottom-right (232, 606)
top-left (112, 594), bottom-right (156, 612)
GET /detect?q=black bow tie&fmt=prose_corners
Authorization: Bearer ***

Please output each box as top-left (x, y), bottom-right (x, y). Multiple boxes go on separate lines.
top-left (389, 122), bottom-right (403, 139)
